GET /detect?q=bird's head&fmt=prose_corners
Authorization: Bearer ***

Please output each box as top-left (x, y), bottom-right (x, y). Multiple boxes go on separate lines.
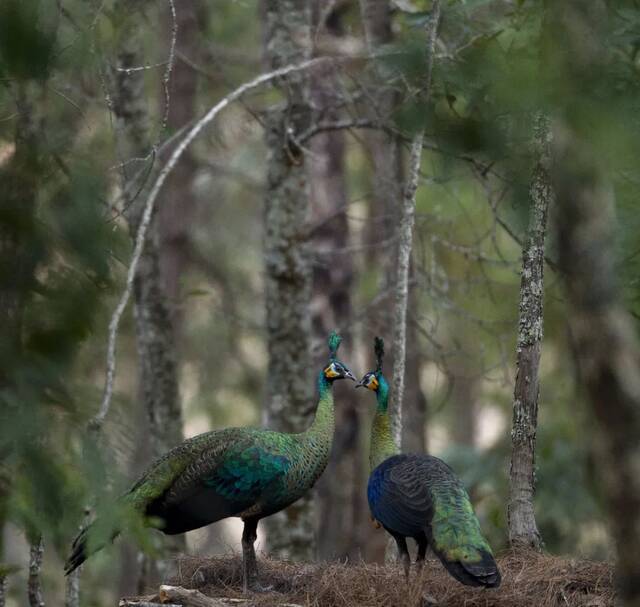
top-left (323, 331), bottom-right (356, 383)
top-left (356, 337), bottom-right (386, 393)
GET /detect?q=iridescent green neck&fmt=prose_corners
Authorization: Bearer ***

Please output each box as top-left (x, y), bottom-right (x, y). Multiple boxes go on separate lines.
top-left (305, 371), bottom-right (335, 441)
top-left (369, 374), bottom-right (399, 471)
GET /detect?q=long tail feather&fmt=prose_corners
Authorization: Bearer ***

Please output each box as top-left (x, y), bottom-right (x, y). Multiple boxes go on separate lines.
top-left (438, 547), bottom-right (501, 588)
top-left (64, 522), bottom-right (120, 575)
top-left (64, 525), bottom-right (90, 575)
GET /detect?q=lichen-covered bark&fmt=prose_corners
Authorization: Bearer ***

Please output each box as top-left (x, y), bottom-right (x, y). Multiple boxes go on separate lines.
top-left (308, 3), bottom-right (361, 560)
top-left (114, 0), bottom-right (184, 469)
top-left (112, 0), bottom-right (185, 584)
top-left (507, 113), bottom-right (551, 550)
top-left (262, 0), bottom-right (314, 559)
top-left (27, 535), bottom-right (44, 607)
top-left (389, 137), bottom-right (423, 448)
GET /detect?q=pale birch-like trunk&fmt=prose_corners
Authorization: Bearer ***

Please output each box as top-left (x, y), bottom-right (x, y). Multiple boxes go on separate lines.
top-left (389, 0), bottom-right (440, 450)
top-left (112, 1), bottom-right (184, 589)
top-left (262, 0), bottom-right (315, 559)
top-left (389, 137), bottom-right (423, 448)
top-left (507, 113), bottom-right (551, 550)
top-left (27, 536), bottom-right (44, 607)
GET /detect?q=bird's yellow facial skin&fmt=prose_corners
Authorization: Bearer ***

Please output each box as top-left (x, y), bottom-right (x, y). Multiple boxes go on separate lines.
top-left (366, 375), bottom-right (379, 391)
top-left (324, 363), bottom-right (340, 379)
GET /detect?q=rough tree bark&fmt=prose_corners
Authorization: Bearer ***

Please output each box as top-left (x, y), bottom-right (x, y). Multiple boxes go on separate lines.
top-left (262, 0), bottom-right (315, 559)
top-left (550, 2), bottom-right (640, 603)
top-left (308, 2), bottom-right (362, 561)
top-left (27, 535), bottom-right (44, 607)
top-left (507, 113), bottom-right (551, 550)
top-left (389, 139), bottom-right (423, 448)
top-left (112, 0), bottom-right (184, 588)
top-left (158, 0), bottom-right (202, 335)
top-left (359, 0), bottom-right (403, 325)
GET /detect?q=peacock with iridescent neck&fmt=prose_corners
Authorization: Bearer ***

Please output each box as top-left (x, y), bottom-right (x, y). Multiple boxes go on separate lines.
top-left (357, 337), bottom-right (500, 588)
top-left (65, 331), bottom-right (355, 591)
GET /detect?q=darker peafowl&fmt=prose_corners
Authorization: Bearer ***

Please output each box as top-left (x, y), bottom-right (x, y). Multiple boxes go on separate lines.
top-left (65, 331), bottom-right (355, 591)
top-left (356, 337), bottom-right (500, 588)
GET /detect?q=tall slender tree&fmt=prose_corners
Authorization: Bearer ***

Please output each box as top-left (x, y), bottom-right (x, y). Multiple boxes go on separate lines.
top-left (261, 0), bottom-right (315, 559)
top-left (158, 0), bottom-right (202, 336)
top-left (308, 1), bottom-right (363, 561)
top-left (507, 112), bottom-right (551, 550)
top-left (112, 0), bottom-right (184, 586)
top-left (359, 0), bottom-right (428, 457)
top-left (551, 2), bottom-right (640, 603)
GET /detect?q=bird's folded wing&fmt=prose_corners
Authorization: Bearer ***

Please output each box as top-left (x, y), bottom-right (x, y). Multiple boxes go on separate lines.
top-left (367, 457), bottom-right (433, 537)
top-left (162, 437), bottom-right (292, 508)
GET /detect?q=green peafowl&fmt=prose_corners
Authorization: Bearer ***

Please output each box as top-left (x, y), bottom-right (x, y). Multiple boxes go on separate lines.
top-left (65, 331), bottom-right (355, 591)
top-left (356, 337), bottom-right (500, 588)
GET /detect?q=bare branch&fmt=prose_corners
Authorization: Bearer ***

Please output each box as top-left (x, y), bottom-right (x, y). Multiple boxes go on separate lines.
top-left (90, 56), bottom-right (356, 430)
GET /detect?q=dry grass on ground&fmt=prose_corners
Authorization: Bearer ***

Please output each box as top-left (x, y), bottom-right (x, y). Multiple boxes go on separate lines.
top-left (155, 550), bottom-right (613, 607)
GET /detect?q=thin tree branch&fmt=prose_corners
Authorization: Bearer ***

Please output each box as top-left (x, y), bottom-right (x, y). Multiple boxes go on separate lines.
top-left (90, 55), bottom-right (356, 430)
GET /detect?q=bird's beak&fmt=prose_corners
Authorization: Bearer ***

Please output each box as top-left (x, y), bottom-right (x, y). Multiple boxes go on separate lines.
top-left (355, 377), bottom-right (366, 388)
top-left (345, 369), bottom-right (356, 382)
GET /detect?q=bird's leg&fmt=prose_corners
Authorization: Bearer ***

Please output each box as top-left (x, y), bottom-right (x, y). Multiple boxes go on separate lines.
top-left (241, 518), bottom-right (259, 593)
top-left (416, 538), bottom-right (428, 575)
top-left (393, 535), bottom-right (411, 580)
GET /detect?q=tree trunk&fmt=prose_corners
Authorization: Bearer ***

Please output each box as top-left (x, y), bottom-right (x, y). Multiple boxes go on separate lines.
top-left (261, 0), bottom-right (314, 560)
top-left (556, 129), bottom-right (640, 606)
top-left (507, 113), bottom-right (550, 551)
top-left (112, 1), bottom-right (185, 588)
top-left (402, 281), bottom-right (428, 454)
top-left (308, 2), bottom-right (362, 561)
top-left (550, 2), bottom-right (640, 603)
top-left (0, 83), bottom-right (43, 607)
top-left (359, 0), bottom-right (403, 335)
top-left (27, 535), bottom-right (44, 607)
top-left (157, 0), bottom-right (202, 339)
top-left (448, 355), bottom-right (478, 448)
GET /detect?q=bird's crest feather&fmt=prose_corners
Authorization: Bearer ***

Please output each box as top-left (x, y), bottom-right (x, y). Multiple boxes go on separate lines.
top-left (374, 337), bottom-right (384, 372)
top-left (328, 331), bottom-right (342, 360)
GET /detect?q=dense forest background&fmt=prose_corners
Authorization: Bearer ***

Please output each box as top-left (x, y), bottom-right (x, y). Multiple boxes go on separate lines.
top-left (1, 0), bottom-right (640, 605)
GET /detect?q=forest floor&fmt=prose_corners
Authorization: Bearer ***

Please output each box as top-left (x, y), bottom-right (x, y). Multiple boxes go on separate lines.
top-left (125, 550), bottom-right (613, 607)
